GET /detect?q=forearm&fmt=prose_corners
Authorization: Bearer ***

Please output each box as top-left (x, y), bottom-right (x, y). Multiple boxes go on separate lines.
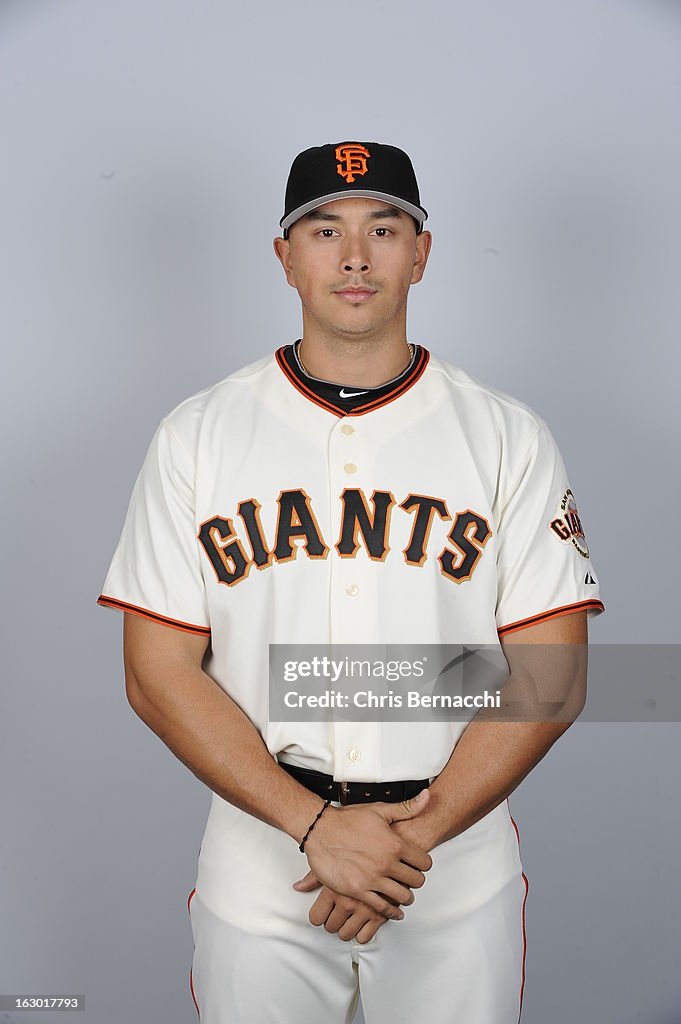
top-left (395, 717), bottom-right (569, 851)
top-left (392, 637), bottom-right (587, 851)
top-left (127, 665), bottom-right (325, 846)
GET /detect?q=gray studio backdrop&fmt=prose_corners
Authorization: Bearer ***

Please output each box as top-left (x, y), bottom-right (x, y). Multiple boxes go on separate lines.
top-left (2, 1), bottom-right (680, 1022)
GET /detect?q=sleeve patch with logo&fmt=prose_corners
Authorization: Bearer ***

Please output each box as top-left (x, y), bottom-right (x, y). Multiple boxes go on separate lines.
top-left (548, 488), bottom-right (590, 558)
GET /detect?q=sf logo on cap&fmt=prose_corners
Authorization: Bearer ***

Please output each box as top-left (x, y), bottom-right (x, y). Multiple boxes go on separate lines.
top-left (335, 143), bottom-right (370, 183)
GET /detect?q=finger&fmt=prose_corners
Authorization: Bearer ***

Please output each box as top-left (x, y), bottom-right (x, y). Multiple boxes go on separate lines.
top-left (387, 861), bottom-right (428, 890)
top-left (377, 789), bottom-right (430, 824)
top-left (354, 915), bottom-right (389, 944)
top-left (374, 877), bottom-right (418, 908)
top-left (324, 901), bottom-right (357, 934)
top-left (292, 869), bottom-right (322, 891)
top-left (309, 889), bottom-right (337, 927)
top-left (338, 909), bottom-right (378, 942)
top-left (398, 840), bottom-right (433, 873)
top-left (361, 889), bottom-right (406, 920)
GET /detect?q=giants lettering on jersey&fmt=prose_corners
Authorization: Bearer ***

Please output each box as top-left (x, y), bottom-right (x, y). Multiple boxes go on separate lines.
top-left (198, 488), bottom-right (491, 588)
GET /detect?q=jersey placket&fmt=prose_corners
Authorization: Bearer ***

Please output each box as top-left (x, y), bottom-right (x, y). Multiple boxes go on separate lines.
top-left (327, 413), bottom-right (383, 783)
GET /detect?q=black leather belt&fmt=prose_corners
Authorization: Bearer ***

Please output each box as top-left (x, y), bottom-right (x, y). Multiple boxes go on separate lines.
top-left (278, 760), bottom-right (431, 805)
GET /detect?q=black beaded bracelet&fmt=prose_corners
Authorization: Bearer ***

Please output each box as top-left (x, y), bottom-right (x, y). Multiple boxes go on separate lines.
top-left (299, 799), bottom-right (332, 853)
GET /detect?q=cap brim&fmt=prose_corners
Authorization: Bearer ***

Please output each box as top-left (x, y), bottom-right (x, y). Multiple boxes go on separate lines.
top-left (280, 190), bottom-right (428, 231)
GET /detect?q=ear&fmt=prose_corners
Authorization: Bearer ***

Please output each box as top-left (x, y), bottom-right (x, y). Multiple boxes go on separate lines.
top-left (273, 236), bottom-right (297, 288)
top-left (410, 230), bottom-right (432, 285)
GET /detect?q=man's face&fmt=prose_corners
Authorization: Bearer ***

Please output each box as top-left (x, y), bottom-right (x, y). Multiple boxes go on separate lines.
top-left (273, 197), bottom-right (431, 341)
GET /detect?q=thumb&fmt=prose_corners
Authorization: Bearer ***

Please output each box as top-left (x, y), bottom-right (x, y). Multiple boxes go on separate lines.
top-left (380, 786), bottom-right (431, 823)
top-left (292, 869), bottom-right (322, 892)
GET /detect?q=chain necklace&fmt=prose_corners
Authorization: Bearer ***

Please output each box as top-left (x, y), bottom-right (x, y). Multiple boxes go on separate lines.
top-left (297, 342), bottom-right (414, 379)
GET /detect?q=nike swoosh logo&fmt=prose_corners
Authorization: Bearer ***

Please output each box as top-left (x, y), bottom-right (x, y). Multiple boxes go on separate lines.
top-left (339, 388), bottom-right (369, 398)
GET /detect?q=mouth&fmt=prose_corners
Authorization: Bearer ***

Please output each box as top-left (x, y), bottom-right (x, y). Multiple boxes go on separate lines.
top-left (334, 287), bottom-right (377, 303)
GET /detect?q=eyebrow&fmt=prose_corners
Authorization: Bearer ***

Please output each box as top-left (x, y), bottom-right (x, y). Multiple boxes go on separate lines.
top-left (304, 207), bottom-right (404, 223)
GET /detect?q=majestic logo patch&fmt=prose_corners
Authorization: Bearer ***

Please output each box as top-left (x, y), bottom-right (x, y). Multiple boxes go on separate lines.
top-left (549, 488), bottom-right (590, 559)
top-left (336, 143), bottom-right (370, 183)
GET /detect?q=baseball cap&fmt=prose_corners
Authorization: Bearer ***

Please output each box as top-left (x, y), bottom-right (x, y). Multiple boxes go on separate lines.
top-left (280, 141), bottom-right (428, 238)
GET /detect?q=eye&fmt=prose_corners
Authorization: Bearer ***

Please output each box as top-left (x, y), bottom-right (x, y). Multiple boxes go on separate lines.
top-left (372, 226), bottom-right (392, 237)
top-left (318, 228), bottom-right (338, 238)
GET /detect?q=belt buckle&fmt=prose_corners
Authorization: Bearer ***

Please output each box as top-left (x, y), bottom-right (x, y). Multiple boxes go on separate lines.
top-left (338, 780), bottom-right (350, 805)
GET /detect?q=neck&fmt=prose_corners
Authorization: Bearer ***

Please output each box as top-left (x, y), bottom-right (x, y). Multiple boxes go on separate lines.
top-left (297, 319), bottom-right (412, 387)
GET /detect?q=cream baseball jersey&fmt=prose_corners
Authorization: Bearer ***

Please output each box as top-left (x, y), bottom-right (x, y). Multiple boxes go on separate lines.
top-left (99, 344), bottom-right (603, 774)
top-left (99, 344), bottom-right (603, 917)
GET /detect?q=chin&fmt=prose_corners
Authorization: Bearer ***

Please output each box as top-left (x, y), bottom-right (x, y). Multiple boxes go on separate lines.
top-left (332, 321), bottom-right (379, 338)
top-left (333, 310), bottom-right (383, 331)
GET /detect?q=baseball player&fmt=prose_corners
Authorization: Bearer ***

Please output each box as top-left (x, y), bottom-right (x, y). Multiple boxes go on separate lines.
top-left (98, 141), bottom-right (604, 1023)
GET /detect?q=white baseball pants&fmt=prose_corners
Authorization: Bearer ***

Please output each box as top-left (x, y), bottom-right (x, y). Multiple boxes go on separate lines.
top-left (186, 800), bottom-right (528, 1024)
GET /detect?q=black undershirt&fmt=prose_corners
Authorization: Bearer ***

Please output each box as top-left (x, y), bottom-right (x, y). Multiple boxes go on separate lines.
top-left (280, 340), bottom-right (423, 414)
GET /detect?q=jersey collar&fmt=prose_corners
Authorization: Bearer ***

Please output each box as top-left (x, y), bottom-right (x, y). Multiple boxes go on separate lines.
top-left (275, 342), bottom-right (430, 418)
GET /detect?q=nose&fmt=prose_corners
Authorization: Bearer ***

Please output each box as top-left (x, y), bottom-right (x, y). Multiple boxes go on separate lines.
top-left (340, 231), bottom-right (371, 274)
top-left (342, 258), bottom-right (369, 272)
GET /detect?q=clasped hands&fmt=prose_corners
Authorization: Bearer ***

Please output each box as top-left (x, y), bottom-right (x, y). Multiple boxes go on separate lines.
top-left (291, 787), bottom-right (434, 944)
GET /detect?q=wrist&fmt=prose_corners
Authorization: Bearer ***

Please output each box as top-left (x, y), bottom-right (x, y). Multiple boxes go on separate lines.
top-left (284, 792), bottom-right (330, 846)
top-left (297, 799), bottom-right (334, 853)
top-left (299, 802), bottom-right (339, 852)
top-left (391, 814), bottom-right (436, 853)
top-left (278, 786), bottom-right (327, 843)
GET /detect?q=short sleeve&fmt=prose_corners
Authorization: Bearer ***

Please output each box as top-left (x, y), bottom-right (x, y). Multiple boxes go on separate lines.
top-left (97, 420), bottom-right (211, 637)
top-left (495, 419), bottom-right (605, 637)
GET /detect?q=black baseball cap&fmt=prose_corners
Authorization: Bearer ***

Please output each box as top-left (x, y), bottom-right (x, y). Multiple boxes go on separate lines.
top-left (280, 141), bottom-right (428, 238)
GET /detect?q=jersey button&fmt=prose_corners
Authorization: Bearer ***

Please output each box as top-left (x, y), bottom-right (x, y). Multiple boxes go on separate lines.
top-left (345, 583), bottom-right (359, 597)
top-left (344, 462), bottom-right (358, 474)
top-left (341, 423), bottom-right (355, 436)
top-left (348, 748), bottom-right (362, 762)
